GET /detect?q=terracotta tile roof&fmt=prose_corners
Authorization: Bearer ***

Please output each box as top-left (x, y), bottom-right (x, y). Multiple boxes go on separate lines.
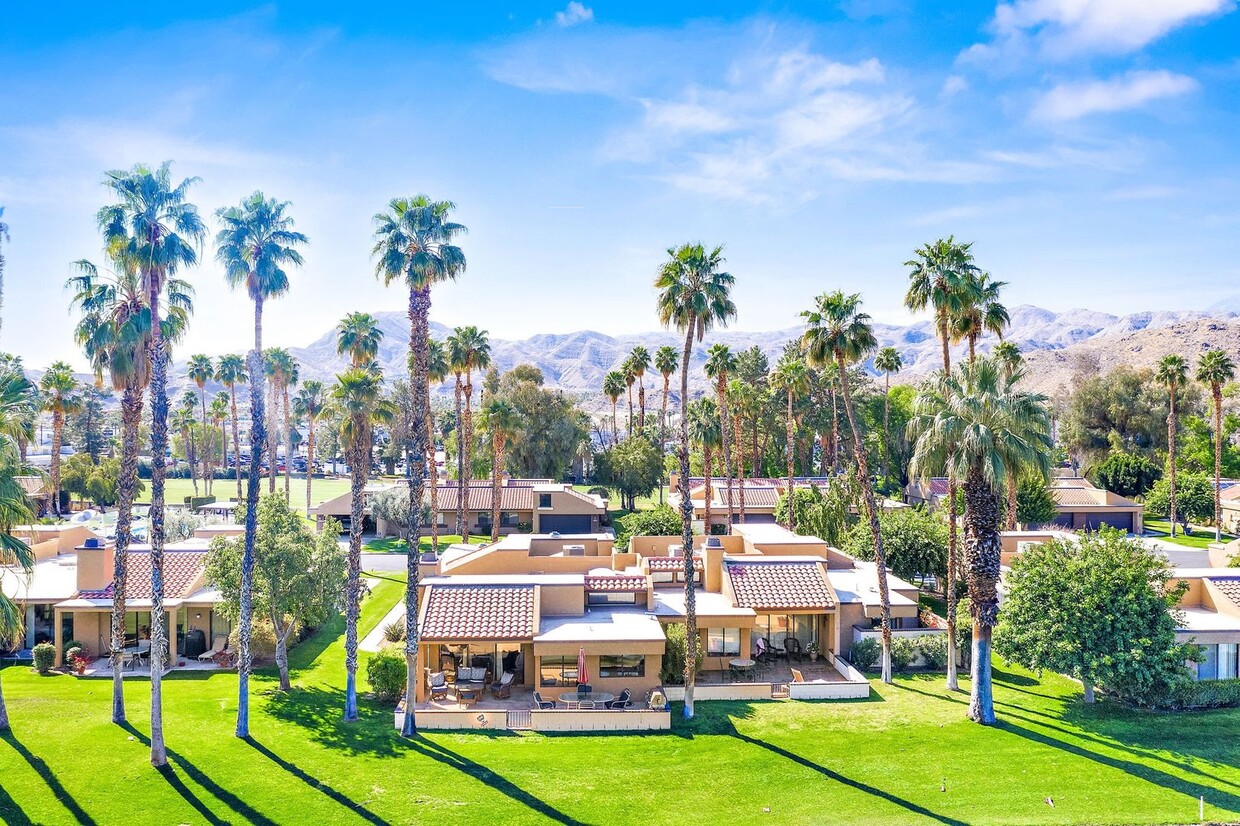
top-left (647, 556), bottom-right (703, 573)
top-left (435, 484), bottom-right (534, 512)
top-left (1052, 486), bottom-right (1106, 507)
top-left (584, 574), bottom-right (647, 592)
top-left (421, 584), bottom-right (536, 640)
top-left (724, 560), bottom-right (835, 611)
top-left (1208, 577), bottom-right (1240, 609)
top-left (77, 550), bottom-right (206, 601)
top-left (716, 485), bottom-right (781, 508)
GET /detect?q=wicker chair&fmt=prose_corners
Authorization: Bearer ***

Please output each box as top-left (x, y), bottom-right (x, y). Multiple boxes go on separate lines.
top-left (784, 636), bottom-right (804, 663)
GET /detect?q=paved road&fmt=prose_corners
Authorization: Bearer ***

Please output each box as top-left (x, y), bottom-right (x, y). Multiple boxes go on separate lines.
top-left (1138, 536), bottom-right (1211, 568)
top-left (361, 552), bottom-right (410, 572)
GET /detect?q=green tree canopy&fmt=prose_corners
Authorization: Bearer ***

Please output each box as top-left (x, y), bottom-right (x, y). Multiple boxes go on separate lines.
top-left (1088, 451), bottom-right (1162, 499)
top-left (1145, 471), bottom-right (1215, 524)
top-left (844, 507), bottom-right (947, 582)
top-left (595, 436), bottom-right (663, 511)
top-left (1014, 477), bottom-right (1058, 528)
top-left (615, 504), bottom-right (681, 550)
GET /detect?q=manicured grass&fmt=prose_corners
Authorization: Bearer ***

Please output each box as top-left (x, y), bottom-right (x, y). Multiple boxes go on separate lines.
top-left (3, 582), bottom-right (1240, 824)
top-left (364, 535), bottom-right (488, 553)
top-left (136, 475), bottom-right (353, 508)
top-left (1144, 518), bottom-right (1232, 549)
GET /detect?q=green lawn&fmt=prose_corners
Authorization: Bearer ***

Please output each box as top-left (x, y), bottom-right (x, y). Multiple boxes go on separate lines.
top-left (137, 475), bottom-right (353, 509)
top-left (1144, 518), bottom-right (1231, 549)
top-left (364, 536), bottom-right (488, 553)
top-left (3, 581), bottom-right (1239, 825)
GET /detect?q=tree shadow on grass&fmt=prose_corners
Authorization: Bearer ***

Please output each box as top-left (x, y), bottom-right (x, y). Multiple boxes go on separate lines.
top-left (119, 723), bottom-right (278, 826)
top-left (244, 736), bottom-right (394, 826)
top-left (0, 778), bottom-right (34, 826)
top-left (995, 717), bottom-right (1240, 816)
top-left (0, 730), bottom-right (97, 825)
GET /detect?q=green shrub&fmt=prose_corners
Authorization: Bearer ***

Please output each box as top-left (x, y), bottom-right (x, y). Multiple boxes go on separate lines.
top-left (229, 620), bottom-right (279, 664)
top-left (33, 642), bottom-right (55, 674)
top-left (366, 648), bottom-right (407, 703)
top-left (63, 639), bottom-right (83, 656)
top-left (849, 638), bottom-right (880, 670)
top-left (890, 637), bottom-right (915, 672)
top-left (1166, 678), bottom-right (1240, 710)
top-left (916, 634), bottom-right (950, 671)
top-left (382, 619), bottom-right (405, 643)
top-left (659, 623), bottom-right (702, 685)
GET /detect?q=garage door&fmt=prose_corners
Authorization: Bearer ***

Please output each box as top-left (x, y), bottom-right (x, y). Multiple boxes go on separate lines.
top-left (735, 513), bottom-right (777, 524)
top-left (1082, 513), bottom-right (1133, 532)
top-left (540, 514), bottom-right (593, 533)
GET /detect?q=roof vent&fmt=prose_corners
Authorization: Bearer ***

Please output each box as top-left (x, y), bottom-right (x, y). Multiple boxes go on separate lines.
top-left (704, 537), bottom-right (723, 549)
top-left (83, 538), bottom-right (101, 549)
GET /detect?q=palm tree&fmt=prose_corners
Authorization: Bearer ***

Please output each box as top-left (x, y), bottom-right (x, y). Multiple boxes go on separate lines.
top-left (655, 345), bottom-right (678, 503)
top-left (427, 338), bottom-right (449, 554)
top-left (874, 347), bottom-right (902, 493)
top-left (771, 358), bottom-right (809, 531)
top-left (909, 357), bottom-right (1052, 723)
top-left (293, 380), bottom-right (329, 517)
top-left (993, 342), bottom-right (1024, 529)
top-left (215, 354), bottom-right (247, 501)
top-left (603, 370), bottom-right (625, 446)
top-left (39, 362), bottom-right (80, 516)
top-left (0, 367), bottom-right (37, 730)
top-left (333, 367), bottom-right (393, 722)
top-left (336, 311), bottom-right (384, 369)
top-left (186, 354), bottom-right (214, 494)
top-left (802, 291), bottom-right (896, 683)
top-left (622, 358), bottom-right (636, 436)
top-left (457, 327), bottom-right (490, 527)
top-left (484, 398), bottom-right (521, 541)
top-left (210, 392), bottom-right (229, 488)
top-left (904, 236), bottom-right (980, 692)
top-left (687, 398), bottom-right (722, 532)
top-left (446, 330), bottom-right (468, 537)
top-left (704, 344), bottom-right (738, 533)
top-left (98, 162), bottom-right (204, 766)
top-left (372, 194), bottom-right (466, 738)
top-left (630, 346), bottom-right (651, 431)
top-left (172, 402), bottom-right (197, 496)
top-left (67, 256), bottom-right (190, 725)
top-left (281, 357), bottom-right (299, 502)
top-left (1197, 350), bottom-right (1236, 542)
top-left (655, 242), bottom-right (735, 720)
top-left (728, 377), bottom-right (759, 521)
top-left (952, 273), bottom-right (1009, 362)
top-left (1156, 354), bottom-right (1190, 537)
top-left (215, 190), bottom-right (307, 740)
top-left (0, 207), bottom-right (8, 342)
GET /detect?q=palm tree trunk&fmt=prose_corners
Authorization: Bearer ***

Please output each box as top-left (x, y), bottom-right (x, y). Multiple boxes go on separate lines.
top-left (283, 386), bottom-right (293, 503)
top-left (638, 378), bottom-right (646, 432)
top-left (627, 385), bottom-right (634, 437)
top-left (50, 409), bottom-right (63, 516)
top-left (111, 384), bottom-right (143, 724)
top-left (837, 354), bottom-right (893, 684)
top-left (237, 296), bottom-right (266, 739)
top-left (1214, 385), bottom-right (1224, 542)
top-left (186, 421), bottom-right (198, 497)
top-left (785, 391), bottom-right (795, 532)
top-left (611, 401), bottom-right (619, 446)
top-left (199, 388), bottom-right (209, 496)
top-left (230, 385), bottom-right (242, 502)
top-left (830, 388), bottom-right (840, 473)
top-left (401, 284), bottom-right (431, 738)
top-left (427, 404), bottom-right (440, 554)
top-left (937, 312), bottom-right (960, 691)
top-left (702, 444), bottom-right (713, 533)
top-left (717, 378), bottom-right (735, 534)
top-left (751, 417), bottom-right (760, 483)
top-left (146, 277), bottom-right (169, 768)
top-left (735, 410), bottom-right (746, 525)
top-left (660, 375), bottom-right (670, 504)
top-left (454, 374), bottom-right (464, 538)
top-left (962, 468), bottom-right (1000, 724)
top-left (677, 323), bottom-right (698, 720)
top-left (1169, 392), bottom-right (1178, 537)
top-left (882, 373), bottom-right (891, 490)
top-left (344, 423), bottom-right (366, 722)
top-left (306, 415), bottom-right (316, 518)
top-left (463, 371), bottom-right (475, 536)
top-left (268, 380), bottom-right (279, 494)
top-left (1006, 475), bottom-right (1018, 530)
top-left (492, 432), bottom-right (503, 542)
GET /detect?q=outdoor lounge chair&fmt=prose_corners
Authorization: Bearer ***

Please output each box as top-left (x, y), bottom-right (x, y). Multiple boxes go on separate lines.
top-left (784, 637), bottom-right (803, 663)
top-left (533, 692), bottom-right (555, 709)
top-left (490, 671), bottom-right (515, 699)
top-left (198, 635), bottom-right (227, 662)
top-left (605, 689), bottom-right (632, 710)
top-left (791, 668), bottom-right (805, 683)
top-left (427, 670), bottom-right (449, 701)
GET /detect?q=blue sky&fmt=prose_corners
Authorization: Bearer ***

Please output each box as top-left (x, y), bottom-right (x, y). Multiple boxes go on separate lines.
top-left (2, 1), bottom-right (1238, 370)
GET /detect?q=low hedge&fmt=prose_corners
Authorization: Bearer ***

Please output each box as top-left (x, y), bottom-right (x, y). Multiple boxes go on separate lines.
top-left (1164, 678), bottom-right (1240, 710)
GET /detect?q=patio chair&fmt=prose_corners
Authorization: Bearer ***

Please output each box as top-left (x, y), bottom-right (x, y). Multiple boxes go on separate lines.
top-left (198, 635), bottom-right (227, 662)
top-left (577, 683), bottom-right (592, 695)
top-left (784, 636), bottom-right (804, 663)
top-left (427, 669), bottom-right (449, 701)
top-left (791, 668), bottom-right (805, 683)
top-left (533, 692), bottom-right (555, 709)
top-left (490, 671), bottom-right (515, 699)
top-left (605, 689), bottom-right (632, 710)
top-left (578, 700), bottom-right (595, 709)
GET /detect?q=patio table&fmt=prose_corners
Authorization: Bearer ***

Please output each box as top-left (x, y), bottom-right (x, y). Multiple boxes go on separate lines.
top-left (456, 686), bottom-right (481, 706)
top-left (558, 691), bottom-right (614, 709)
top-left (729, 658), bottom-right (756, 681)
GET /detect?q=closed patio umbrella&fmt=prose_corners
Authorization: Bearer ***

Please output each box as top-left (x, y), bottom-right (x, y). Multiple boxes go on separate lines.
top-left (577, 647), bottom-right (589, 687)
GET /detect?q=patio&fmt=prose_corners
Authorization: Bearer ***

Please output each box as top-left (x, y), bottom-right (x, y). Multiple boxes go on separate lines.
top-left (80, 657), bottom-right (225, 678)
top-left (696, 655), bottom-right (849, 685)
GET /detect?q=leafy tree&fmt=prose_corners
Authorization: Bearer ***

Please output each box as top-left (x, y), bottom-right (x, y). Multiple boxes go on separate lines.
top-left (1145, 471), bottom-right (1215, 526)
top-left (496, 366), bottom-right (589, 480)
top-left (65, 385), bottom-right (109, 464)
top-left (616, 504), bottom-right (681, 550)
top-left (61, 454), bottom-right (144, 508)
top-left (996, 529), bottom-right (1194, 704)
top-left (1088, 451), bottom-right (1161, 499)
top-left (1014, 477), bottom-right (1058, 528)
top-left (773, 476), bottom-right (860, 548)
top-left (207, 496), bottom-right (345, 690)
top-left (596, 436), bottom-right (663, 511)
top-left (844, 507), bottom-right (947, 582)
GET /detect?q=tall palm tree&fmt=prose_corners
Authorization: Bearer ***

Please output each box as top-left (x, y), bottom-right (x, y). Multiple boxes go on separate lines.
top-left (909, 357), bottom-right (1052, 724)
top-left (1156, 354), bottom-right (1190, 537)
top-left (210, 392), bottom-right (229, 489)
top-left (336, 311), bottom-right (384, 369)
top-left (98, 162), bottom-right (204, 766)
top-left (603, 370), bottom-right (625, 446)
top-left (172, 401), bottom-right (197, 496)
top-left (281, 358), bottom-right (299, 502)
top-left (0, 367), bottom-right (37, 730)
top-left (687, 398), bottom-right (722, 532)
top-left (1197, 350), bottom-right (1236, 542)
top-left (952, 273), bottom-right (1009, 362)
top-left (0, 207), bottom-right (8, 342)
top-left (874, 347), bottom-right (903, 493)
top-left (215, 191), bottom-right (307, 740)
top-left (771, 358), bottom-right (809, 532)
top-left (728, 378), bottom-right (759, 521)
top-left (457, 327), bottom-right (490, 526)
top-left (186, 354), bottom-right (214, 494)
top-left (655, 345), bottom-right (678, 503)
top-left (293, 380), bottom-right (329, 517)
top-left (630, 346), bottom-right (651, 431)
top-left (67, 256), bottom-right (191, 724)
top-left (39, 362), bottom-right (80, 516)
top-left (484, 398), bottom-right (521, 541)
top-left (215, 354), bottom-right (247, 501)
top-left (704, 343), bottom-right (738, 533)
top-left (333, 366), bottom-right (393, 721)
top-left (622, 358), bottom-right (636, 436)
top-left (372, 194), bottom-right (466, 738)
top-left (802, 291), bottom-right (896, 683)
top-left (993, 342), bottom-right (1024, 529)
top-left (904, 236), bottom-right (980, 692)
top-left (427, 338), bottom-right (448, 553)
top-left (655, 242), bottom-right (735, 721)
top-left (262, 348), bottom-right (290, 495)
top-left (446, 330), bottom-right (468, 537)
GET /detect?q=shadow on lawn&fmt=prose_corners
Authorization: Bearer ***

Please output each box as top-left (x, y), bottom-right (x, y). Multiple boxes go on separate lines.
top-left (0, 730), bottom-right (97, 825)
top-left (244, 736), bottom-right (394, 826)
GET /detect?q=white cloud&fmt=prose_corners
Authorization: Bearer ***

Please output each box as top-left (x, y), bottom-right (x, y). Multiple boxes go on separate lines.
top-left (1032, 70), bottom-right (1197, 121)
top-left (971, 0), bottom-right (1234, 59)
top-left (555, 2), bottom-right (594, 27)
top-left (941, 75), bottom-right (968, 97)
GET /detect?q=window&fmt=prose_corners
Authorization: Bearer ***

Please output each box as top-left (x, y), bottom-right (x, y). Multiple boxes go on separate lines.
top-left (707, 628), bottom-right (741, 656)
top-left (538, 493), bottom-right (552, 509)
top-left (1200, 643), bottom-right (1239, 681)
top-left (587, 592), bottom-right (638, 605)
top-left (500, 511), bottom-right (521, 528)
top-left (599, 654), bottom-right (644, 678)
top-left (539, 655), bottom-right (577, 687)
